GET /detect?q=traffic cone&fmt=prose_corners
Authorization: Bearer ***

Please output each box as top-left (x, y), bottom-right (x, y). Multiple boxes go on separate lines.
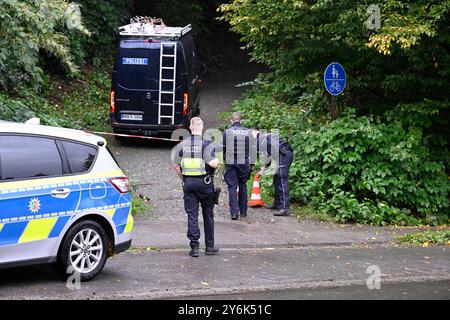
top-left (247, 174), bottom-right (265, 207)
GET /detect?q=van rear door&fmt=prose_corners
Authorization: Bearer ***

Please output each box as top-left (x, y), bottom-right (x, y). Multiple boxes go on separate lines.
top-left (112, 40), bottom-right (161, 125)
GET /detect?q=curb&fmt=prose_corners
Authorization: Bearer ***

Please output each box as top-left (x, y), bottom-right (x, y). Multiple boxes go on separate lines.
top-left (97, 275), bottom-right (450, 300)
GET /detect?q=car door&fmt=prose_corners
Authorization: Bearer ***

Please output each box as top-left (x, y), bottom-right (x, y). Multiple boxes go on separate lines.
top-left (113, 40), bottom-right (161, 125)
top-left (0, 135), bottom-right (81, 264)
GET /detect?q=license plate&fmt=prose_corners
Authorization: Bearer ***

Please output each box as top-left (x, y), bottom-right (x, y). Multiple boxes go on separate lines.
top-left (121, 114), bottom-right (143, 121)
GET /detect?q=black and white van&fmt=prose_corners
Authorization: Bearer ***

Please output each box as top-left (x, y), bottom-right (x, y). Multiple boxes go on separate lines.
top-left (110, 18), bottom-right (203, 136)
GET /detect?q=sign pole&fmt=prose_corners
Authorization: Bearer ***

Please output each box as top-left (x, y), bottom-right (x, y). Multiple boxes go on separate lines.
top-left (331, 95), bottom-right (337, 119)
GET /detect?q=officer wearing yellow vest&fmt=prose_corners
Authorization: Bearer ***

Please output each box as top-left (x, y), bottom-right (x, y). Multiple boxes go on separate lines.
top-left (173, 117), bottom-right (220, 257)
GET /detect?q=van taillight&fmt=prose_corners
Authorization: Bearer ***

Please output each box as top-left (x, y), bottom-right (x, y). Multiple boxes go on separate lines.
top-left (110, 91), bottom-right (116, 113)
top-left (109, 177), bottom-right (130, 194)
top-left (182, 93), bottom-right (189, 115)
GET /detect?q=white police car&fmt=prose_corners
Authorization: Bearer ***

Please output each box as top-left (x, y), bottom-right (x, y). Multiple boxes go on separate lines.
top-left (0, 120), bottom-right (133, 281)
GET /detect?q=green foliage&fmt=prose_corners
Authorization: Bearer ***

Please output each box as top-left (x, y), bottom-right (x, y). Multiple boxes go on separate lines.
top-left (0, 64), bottom-right (111, 131)
top-left (293, 109), bottom-right (449, 225)
top-left (397, 230), bottom-right (450, 246)
top-left (131, 194), bottom-right (149, 217)
top-left (69, 0), bottom-right (133, 64)
top-left (232, 85), bottom-right (449, 225)
top-left (134, 0), bottom-right (207, 36)
top-left (0, 0), bottom-right (89, 92)
top-left (220, 0), bottom-right (450, 113)
top-left (221, 0), bottom-right (450, 225)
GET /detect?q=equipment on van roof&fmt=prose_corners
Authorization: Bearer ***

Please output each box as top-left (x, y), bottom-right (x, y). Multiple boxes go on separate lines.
top-left (118, 16), bottom-right (192, 39)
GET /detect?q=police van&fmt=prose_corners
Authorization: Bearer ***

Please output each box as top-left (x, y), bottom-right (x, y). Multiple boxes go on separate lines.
top-left (110, 17), bottom-right (203, 137)
top-left (0, 121), bottom-right (133, 281)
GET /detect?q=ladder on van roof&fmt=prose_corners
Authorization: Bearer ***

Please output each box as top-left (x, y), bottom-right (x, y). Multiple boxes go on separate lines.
top-left (158, 42), bottom-right (177, 125)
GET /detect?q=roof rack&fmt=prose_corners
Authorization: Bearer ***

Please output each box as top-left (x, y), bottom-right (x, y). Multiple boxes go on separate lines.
top-left (118, 16), bottom-right (192, 38)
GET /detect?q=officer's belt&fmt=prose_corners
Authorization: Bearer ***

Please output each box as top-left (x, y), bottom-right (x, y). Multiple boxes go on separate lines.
top-left (183, 174), bottom-right (209, 178)
top-left (183, 174), bottom-right (213, 185)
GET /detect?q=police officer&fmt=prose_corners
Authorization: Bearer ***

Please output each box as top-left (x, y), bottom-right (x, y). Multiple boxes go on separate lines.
top-left (251, 128), bottom-right (293, 216)
top-left (173, 117), bottom-right (220, 257)
top-left (222, 112), bottom-right (252, 220)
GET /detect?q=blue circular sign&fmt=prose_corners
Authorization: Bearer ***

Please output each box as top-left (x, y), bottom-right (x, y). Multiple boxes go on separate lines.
top-left (324, 62), bottom-right (346, 96)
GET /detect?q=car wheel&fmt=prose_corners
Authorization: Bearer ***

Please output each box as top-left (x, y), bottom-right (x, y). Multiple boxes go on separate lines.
top-left (56, 220), bottom-right (109, 282)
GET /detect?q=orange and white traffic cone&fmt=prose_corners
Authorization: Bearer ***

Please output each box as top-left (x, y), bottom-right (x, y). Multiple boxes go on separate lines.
top-left (247, 174), bottom-right (265, 207)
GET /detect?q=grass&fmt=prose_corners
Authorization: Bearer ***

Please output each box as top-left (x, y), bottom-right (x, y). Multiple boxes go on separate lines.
top-left (131, 194), bottom-right (150, 217)
top-left (292, 205), bottom-right (335, 223)
top-left (396, 230), bottom-right (450, 246)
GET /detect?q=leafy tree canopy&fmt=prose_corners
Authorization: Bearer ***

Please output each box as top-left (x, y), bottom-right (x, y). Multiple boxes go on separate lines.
top-left (0, 0), bottom-right (89, 92)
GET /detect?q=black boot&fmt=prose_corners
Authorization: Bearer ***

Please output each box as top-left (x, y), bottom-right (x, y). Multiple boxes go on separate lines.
top-left (205, 247), bottom-right (219, 255)
top-left (274, 209), bottom-right (291, 216)
top-left (231, 214), bottom-right (238, 220)
top-left (189, 244), bottom-right (199, 257)
top-left (240, 212), bottom-right (247, 218)
top-left (265, 203), bottom-right (279, 210)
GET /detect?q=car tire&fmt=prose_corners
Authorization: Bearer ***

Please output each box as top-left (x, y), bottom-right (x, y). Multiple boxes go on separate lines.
top-left (56, 220), bottom-right (109, 282)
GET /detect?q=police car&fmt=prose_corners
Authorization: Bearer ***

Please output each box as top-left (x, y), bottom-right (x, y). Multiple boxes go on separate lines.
top-left (0, 120), bottom-right (133, 281)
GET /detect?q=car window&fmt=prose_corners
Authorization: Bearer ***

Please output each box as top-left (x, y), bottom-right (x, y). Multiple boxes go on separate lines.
top-left (61, 141), bottom-right (97, 174)
top-left (0, 135), bottom-right (63, 180)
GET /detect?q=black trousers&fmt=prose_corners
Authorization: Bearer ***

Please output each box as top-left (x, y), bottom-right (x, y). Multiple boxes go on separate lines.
top-left (224, 164), bottom-right (251, 215)
top-left (273, 150), bottom-right (293, 209)
top-left (183, 177), bottom-right (215, 248)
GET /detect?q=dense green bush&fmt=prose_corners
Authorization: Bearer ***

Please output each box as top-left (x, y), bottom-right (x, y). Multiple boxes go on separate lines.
top-left (291, 110), bottom-right (449, 225)
top-left (0, 0), bottom-right (89, 92)
top-left (0, 65), bottom-right (111, 131)
top-left (232, 83), bottom-right (449, 225)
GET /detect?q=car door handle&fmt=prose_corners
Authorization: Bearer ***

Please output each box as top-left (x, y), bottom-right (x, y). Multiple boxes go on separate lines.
top-left (51, 188), bottom-right (71, 199)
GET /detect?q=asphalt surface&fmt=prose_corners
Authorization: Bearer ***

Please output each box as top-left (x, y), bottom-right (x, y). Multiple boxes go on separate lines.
top-left (0, 246), bottom-right (448, 299)
top-left (184, 280), bottom-right (450, 300)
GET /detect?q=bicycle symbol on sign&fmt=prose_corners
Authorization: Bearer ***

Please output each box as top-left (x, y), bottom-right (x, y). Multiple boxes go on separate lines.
top-left (329, 81), bottom-right (341, 93)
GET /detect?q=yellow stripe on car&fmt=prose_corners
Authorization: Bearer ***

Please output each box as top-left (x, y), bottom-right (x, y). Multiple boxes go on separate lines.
top-left (19, 217), bottom-right (58, 243)
top-left (124, 210), bottom-right (134, 234)
top-left (104, 208), bottom-right (116, 218)
top-left (0, 223), bottom-right (3, 232)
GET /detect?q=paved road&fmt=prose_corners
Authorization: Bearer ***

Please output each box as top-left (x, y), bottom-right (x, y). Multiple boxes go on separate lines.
top-left (184, 280), bottom-right (450, 300)
top-left (0, 246), bottom-right (448, 299)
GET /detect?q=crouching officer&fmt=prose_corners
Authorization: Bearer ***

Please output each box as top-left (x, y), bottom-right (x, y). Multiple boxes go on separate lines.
top-left (173, 117), bottom-right (220, 257)
top-left (251, 128), bottom-right (293, 216)
top-left (222, 112), bottom-right (252, 220)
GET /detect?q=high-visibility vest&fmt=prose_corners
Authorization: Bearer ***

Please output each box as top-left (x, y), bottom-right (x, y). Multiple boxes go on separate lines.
top-left (181, 157), bottom-right (207, 176)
